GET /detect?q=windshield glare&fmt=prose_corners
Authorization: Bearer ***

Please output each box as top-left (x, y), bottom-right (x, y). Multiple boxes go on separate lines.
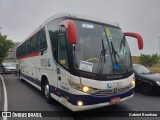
top-left (73, 20), bottom-right (132, 74)
top-left (133, 65), bottom-right (150, 74)
top-left (3, 64), bottom-right (13, 67)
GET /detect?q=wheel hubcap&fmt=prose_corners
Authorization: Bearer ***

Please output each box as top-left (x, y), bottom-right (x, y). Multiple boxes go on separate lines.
top-left (45, 85), bottom-right (50, 98)
top-left (143, 85), bottom-right (151, 94)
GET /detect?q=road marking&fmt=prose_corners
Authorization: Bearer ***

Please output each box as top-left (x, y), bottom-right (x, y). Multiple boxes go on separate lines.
top-left (0, 75), bottom-right (8, 120)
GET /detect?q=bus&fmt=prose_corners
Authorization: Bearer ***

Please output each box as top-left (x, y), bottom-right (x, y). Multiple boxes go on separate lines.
top-left (16, 13), bottom-right (143, 111)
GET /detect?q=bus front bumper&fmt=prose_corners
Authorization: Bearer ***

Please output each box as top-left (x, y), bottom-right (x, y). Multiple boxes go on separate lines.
top-left (70, 88), bottom-right (134, 111)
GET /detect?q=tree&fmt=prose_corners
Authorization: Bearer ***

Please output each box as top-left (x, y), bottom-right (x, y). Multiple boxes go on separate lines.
top-left (139, 53), bottom-right (160, 67)
top-left (0, 33), bottom-right (14, 64)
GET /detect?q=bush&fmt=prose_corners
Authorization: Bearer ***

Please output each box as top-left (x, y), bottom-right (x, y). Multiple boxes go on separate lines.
top-left (139, 53), bottom-right (160, 67)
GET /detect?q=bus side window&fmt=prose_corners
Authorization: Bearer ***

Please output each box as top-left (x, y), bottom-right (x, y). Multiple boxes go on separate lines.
top-left (49, 31), bottom-right (57, 52)
top-left (26, 40), bottom-right (30, 55)
top-left (58, 33), bottom-right (69, 69)
top-left (22, 44), bottom-right (25, 56)
top-left (47, 18), bottom-right (64, 60)
top-left (30, 34), bottom-right (37, 53)
top-left (37, 29), bottom-right (47, 51)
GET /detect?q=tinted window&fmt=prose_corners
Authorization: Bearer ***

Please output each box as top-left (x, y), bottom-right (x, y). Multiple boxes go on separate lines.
top-left (17, 28), bottom-right (47, 57)
top-left (26, 40), bottom-right (30, 54)
top-left (22, 44), bottom-right (25, 56)
top-left (47, 18), bottom-right (63, 59)
top-left (37, 29), bottom-right (47, 50)
top-left (30, 34), bottom-right (37, 53)
top-left (58, 33), bottom-right (68, 69)
top-left (16, 47), bottom-right (19, 57)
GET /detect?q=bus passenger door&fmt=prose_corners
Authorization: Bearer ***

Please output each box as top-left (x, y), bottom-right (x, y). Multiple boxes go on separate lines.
top-left (57, 32), bottom-right (71, 107)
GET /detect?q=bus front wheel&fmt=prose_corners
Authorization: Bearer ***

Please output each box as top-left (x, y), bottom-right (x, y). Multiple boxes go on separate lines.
top-left (42, 80), bottom-right (52, 103)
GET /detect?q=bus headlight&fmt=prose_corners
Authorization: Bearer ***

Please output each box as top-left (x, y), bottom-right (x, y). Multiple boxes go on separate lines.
top-left (77, 101), bottom-right (83, 106)
top-left (131, 80), bottom-right (135, 87)
top-left (82, 86), bottom-right (90, 93)
top-left (68, 80), bottom-right (96, 93)
top-left (82, 86), bottom-right (96, 93)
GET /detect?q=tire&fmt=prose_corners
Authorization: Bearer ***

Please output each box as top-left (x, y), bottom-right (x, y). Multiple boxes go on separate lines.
top-left (19, 70), bottom-right (24, 82)
top-left (42, 81), bottom-right (52, 103)
top-left (141, 83), bottom-right (153, 95)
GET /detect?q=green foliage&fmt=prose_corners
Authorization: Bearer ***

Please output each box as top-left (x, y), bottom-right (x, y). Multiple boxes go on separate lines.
top-left (139, 53), bottom-right (160, 67)
top-left (0, 33), bottom-right (14, 64)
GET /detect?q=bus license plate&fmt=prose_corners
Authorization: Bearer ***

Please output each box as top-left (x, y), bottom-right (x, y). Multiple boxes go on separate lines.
top-left (110, 97), bottom-right (120, 103)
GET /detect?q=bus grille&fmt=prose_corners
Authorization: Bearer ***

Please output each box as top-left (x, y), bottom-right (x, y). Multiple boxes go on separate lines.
top-left (91, 84), bottom-right (133, 96)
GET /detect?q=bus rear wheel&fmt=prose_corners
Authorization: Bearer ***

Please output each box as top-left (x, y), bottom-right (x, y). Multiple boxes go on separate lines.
top-left (42, 80), bottom-right (52, 103)
top-left (19, 70), bottom-right (24, 82)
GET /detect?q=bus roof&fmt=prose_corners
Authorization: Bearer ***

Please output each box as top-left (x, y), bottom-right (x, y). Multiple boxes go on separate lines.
top-left (44, 13), bottom-right (118, 27)
top-left (18, 13), bottom-right (119, 48)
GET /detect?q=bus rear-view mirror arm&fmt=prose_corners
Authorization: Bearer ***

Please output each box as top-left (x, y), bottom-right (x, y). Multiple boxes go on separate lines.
top-left (60, 19), bottom-right (77, 44)
top-left (124, 32), bottom-right (143, 50)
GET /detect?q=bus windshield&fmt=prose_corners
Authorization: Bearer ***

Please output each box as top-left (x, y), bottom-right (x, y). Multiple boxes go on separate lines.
top-left (73, 20), bottom-right (132, 74)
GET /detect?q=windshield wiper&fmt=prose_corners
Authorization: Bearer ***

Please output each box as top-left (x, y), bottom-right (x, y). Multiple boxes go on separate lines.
top-left (110, 41), bottom-right (128, 74)
top-left (102, 39), bottom-right (106, 63)
top-left (97, 39), bottom-right (106, 79)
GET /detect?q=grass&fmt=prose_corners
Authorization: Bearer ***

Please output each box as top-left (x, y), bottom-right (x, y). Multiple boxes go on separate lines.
top-left (132, 56), bottom-right (160, 73)
top-left (149, 67), bottom-right (160, 73)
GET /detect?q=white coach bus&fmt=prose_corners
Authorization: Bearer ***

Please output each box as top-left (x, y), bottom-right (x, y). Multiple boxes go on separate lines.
top-left (16, 13), bottom-right (143, 111)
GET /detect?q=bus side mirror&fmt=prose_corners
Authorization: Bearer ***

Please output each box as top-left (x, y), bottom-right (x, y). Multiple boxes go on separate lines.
top-left (124, 32), bottom-right (143, 50)
top-left (60, 19), bottom-right (77, 44)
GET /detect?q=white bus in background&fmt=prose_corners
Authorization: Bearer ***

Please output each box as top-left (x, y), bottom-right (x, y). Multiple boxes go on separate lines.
top-left (16, 13), bottom-right (143, 111)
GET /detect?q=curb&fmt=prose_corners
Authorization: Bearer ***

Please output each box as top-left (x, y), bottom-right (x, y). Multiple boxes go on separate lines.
top-left (0, 75), bottom-right (8, 120)
top-left (0, 76), bottom-right (4, 111)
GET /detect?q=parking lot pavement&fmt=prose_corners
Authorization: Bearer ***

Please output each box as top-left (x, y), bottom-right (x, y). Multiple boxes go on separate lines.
top-left (1, 74), bottom-right (160, 120)
top-left (0, 75), bottom-right (4, 111)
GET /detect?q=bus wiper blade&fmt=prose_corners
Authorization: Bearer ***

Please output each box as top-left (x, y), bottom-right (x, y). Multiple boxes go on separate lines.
top-left (97, 39), bottom-right (106, 79)
top-left (110, 41), bottom-right (128, 74)
top-left (101, 39), bottom-right (106, 63)
top-left (111, 41), bottom-right (118, 63)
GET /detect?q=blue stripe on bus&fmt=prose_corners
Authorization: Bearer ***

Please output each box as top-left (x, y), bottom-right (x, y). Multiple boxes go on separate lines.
top-left (21, 73), bottom-right (41, 86)
top-left (21, 73), bottom-right (134, 106)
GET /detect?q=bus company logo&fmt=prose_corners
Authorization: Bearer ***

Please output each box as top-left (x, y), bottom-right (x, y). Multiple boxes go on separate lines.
top-left (107, 83), bottom-right (112, 88)
top-left (112, 88), bottom-right (118, 94)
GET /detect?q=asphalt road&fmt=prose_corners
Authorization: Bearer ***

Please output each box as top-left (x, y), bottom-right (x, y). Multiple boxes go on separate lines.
top-left (1, 74), bottom-right (160, 120)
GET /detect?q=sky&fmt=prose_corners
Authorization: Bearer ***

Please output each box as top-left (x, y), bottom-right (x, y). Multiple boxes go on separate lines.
top-left (0, 0), bottom-right (160, 56)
